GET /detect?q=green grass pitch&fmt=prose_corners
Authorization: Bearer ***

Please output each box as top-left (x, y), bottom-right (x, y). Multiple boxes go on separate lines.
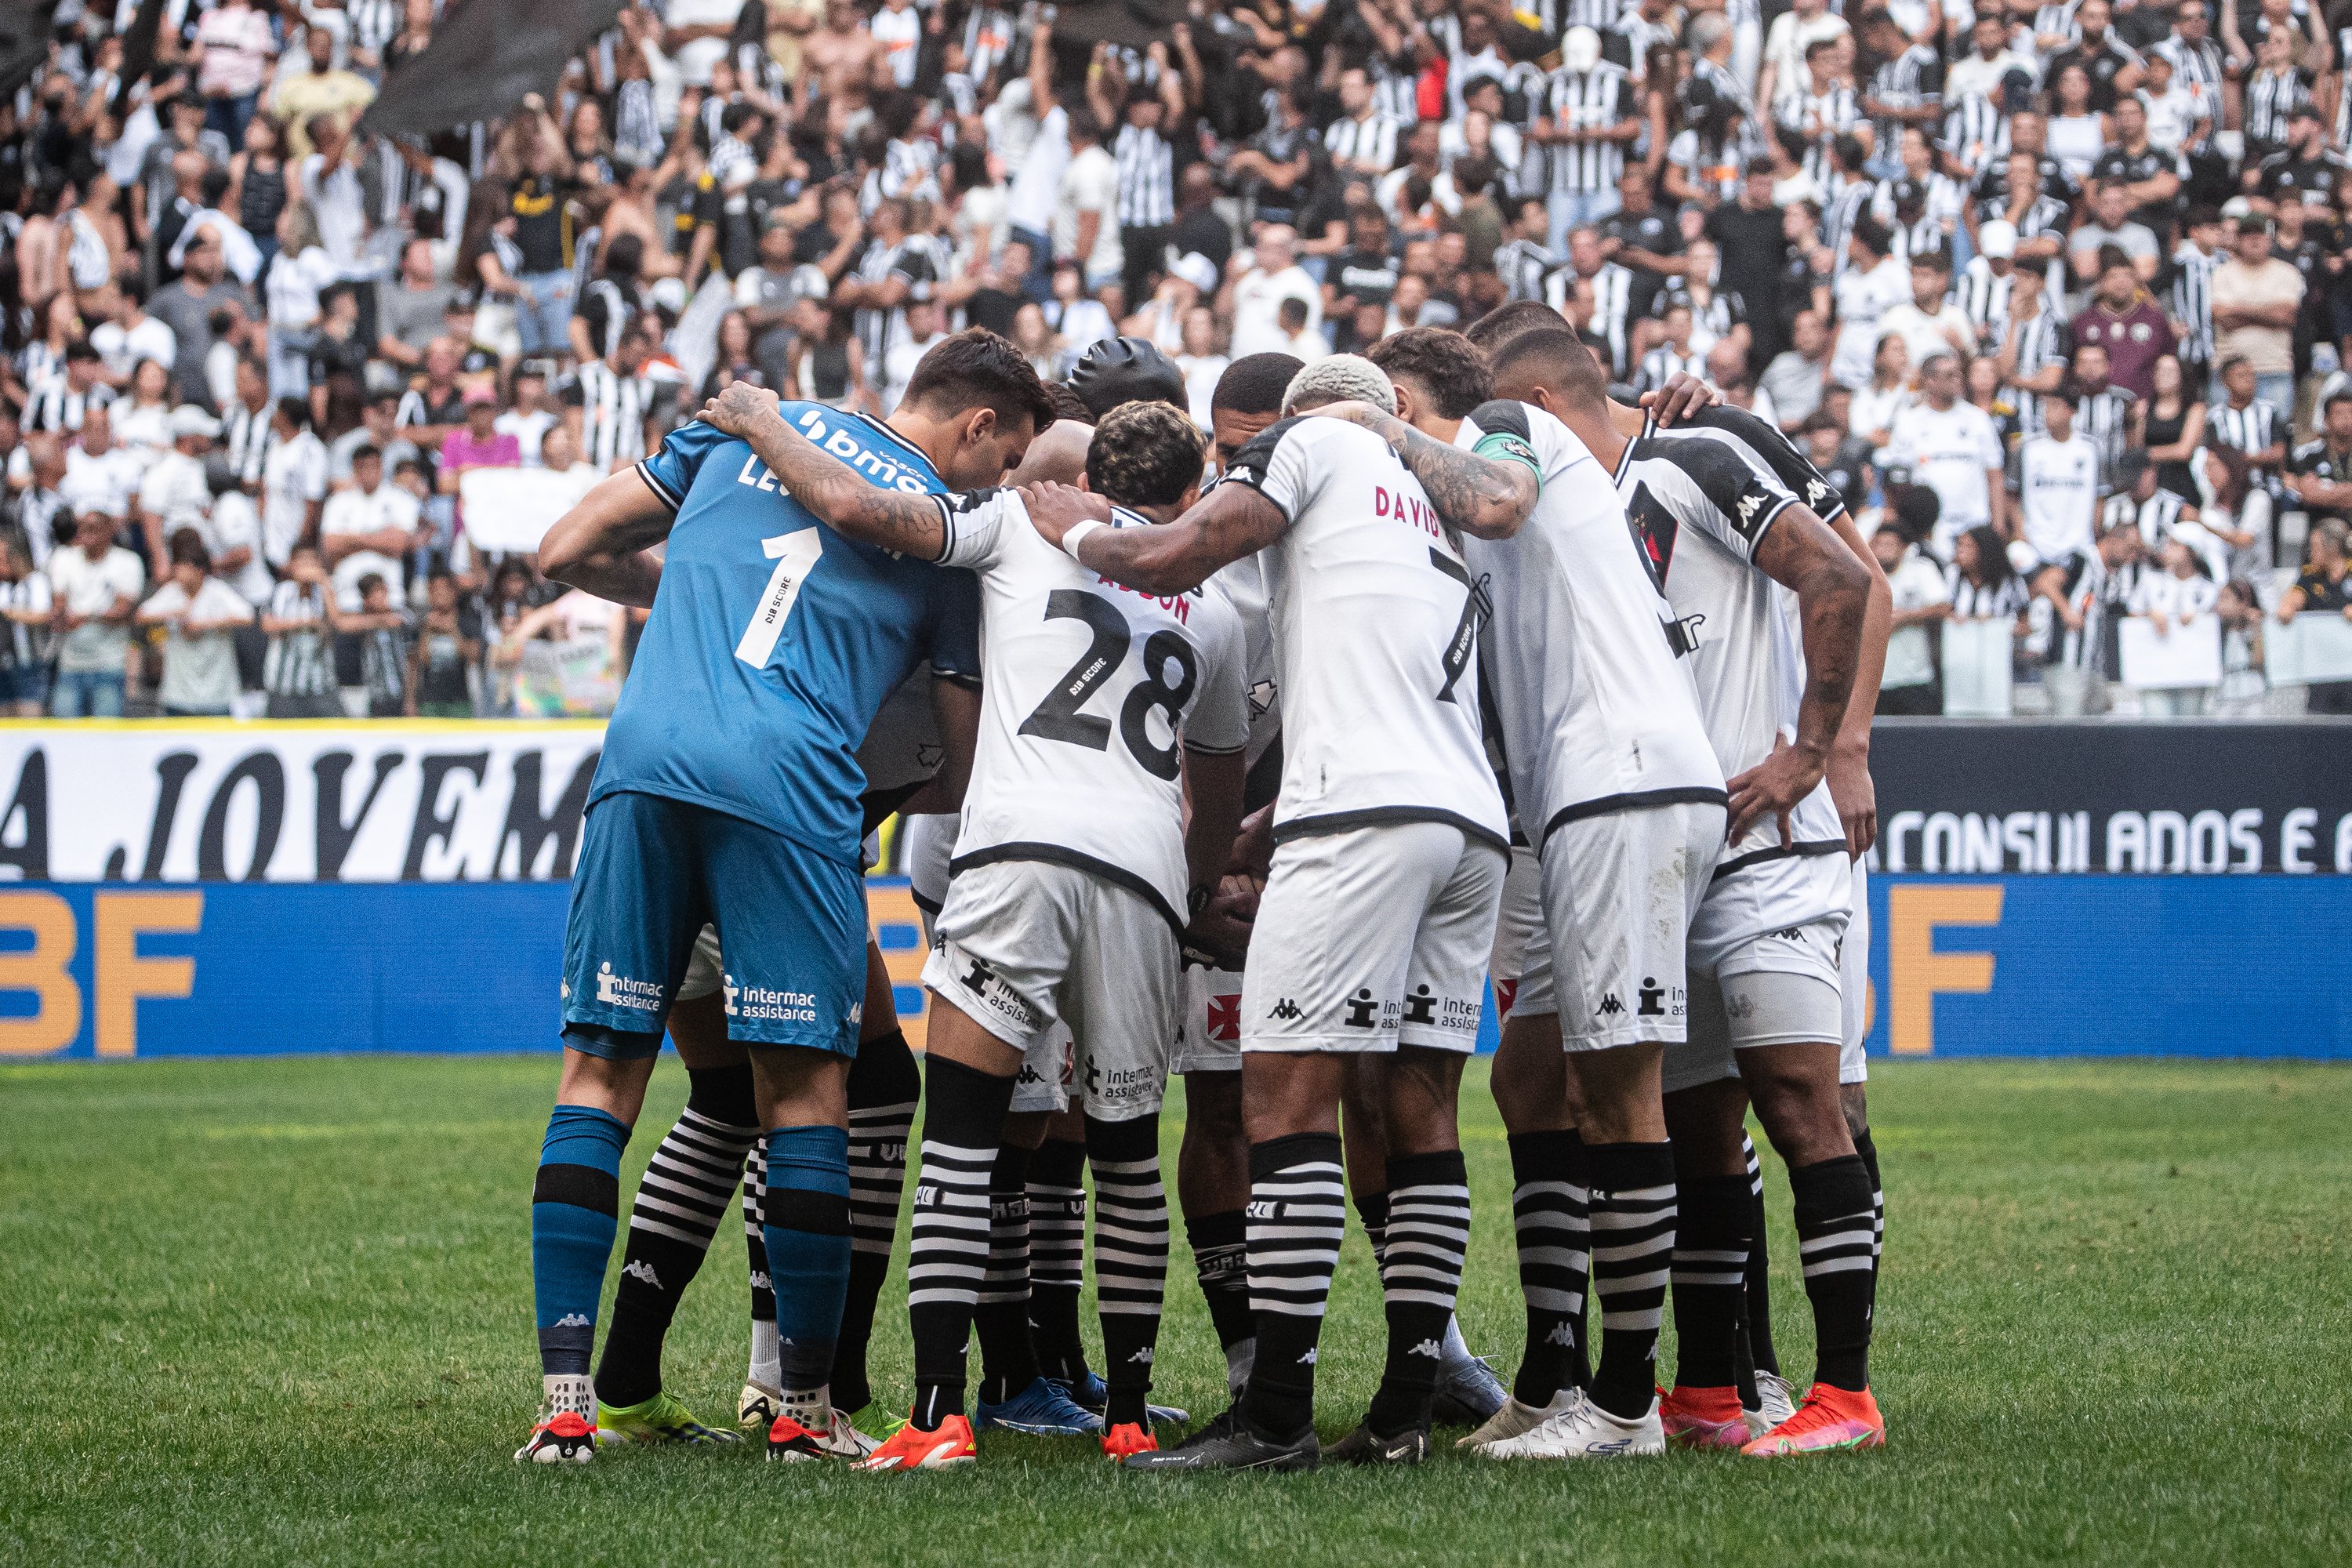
top-left (2, 1054), bottom-right (2347, 1566)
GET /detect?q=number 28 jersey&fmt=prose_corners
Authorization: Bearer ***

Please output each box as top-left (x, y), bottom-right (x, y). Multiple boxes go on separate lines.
top-left (1221, 416), bottom-right (1509, 851)
top-left (600, 409), bottom-right (978, 863)
top-left (931, 486), bottom-right (1250, 931)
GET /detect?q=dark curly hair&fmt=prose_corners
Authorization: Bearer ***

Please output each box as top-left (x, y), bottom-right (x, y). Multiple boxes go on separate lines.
top-left (902, 328), bottom-right (1057, 437)
top-left (1367, 327), bottom-right (1494, 419)
top-left (1085, 401), bottom-right (1206, 510)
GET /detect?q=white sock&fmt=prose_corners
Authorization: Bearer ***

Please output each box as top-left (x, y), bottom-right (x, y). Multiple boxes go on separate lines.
top-left (782, 1383), bottom-right (832, 1431)
top-left (748, 1319), bottom-right (780, 1391)
top-left (543, 1373), bottom-right (595, 1420)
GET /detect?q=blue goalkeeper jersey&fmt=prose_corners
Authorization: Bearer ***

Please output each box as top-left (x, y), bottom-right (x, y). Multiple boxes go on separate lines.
top-left (591, 405), bottom-right (978, 863)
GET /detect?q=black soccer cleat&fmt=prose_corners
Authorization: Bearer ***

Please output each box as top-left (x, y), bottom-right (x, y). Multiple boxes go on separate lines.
top-left (1430, 1350), bottom-right (1509, 1427)
top-left (1326, 1420), bottom-right (1431, 1466)
top-left (1120, 1406), bottom-right (1319, 1472)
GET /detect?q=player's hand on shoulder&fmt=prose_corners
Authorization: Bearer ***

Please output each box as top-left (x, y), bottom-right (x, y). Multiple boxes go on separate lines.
top-left (1642, 372), bottom-right (1719, 427)
top-left (1018, 481), bottom-right (1112, 546)
top-left (700, 381), bottom-right (782, 436)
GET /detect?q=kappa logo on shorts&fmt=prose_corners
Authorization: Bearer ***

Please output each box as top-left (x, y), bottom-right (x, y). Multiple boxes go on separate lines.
top-left (1598, 993), bottom-right (1624, 1017)
top-left (1269, 998), bottom-right (1305, 1022)
top-left (594, 961), bottom-right (662, 1012)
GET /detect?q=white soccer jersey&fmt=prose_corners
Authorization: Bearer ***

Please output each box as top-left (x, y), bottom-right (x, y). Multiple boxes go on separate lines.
top-left (1456, 403), bottom-right (1724, 855)
top-left (934, 487), bottom-right (1249, 929)
top-left (1205, 552), bottom-right (1283, 775)
top-left (2015, 432), bottom-right (2100, 564)
top-left (1613, 411), bottom-right (1846, 877)
top-left (1219, 417), bottom-right (1509, 851)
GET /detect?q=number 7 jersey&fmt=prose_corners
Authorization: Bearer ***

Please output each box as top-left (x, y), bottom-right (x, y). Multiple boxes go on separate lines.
top-left (932, 486), bottom-right (1250, 931)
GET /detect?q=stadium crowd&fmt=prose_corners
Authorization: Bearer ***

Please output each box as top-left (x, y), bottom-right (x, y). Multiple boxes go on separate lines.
top-left (0, 0), bottom-right (2350, 719)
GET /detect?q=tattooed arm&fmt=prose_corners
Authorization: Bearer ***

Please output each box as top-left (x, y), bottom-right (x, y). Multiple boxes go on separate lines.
top-left (1022, 478), bottom-right (1289, 595)
top-left (1726, 506), bottom-right (1874, 846)
top-left (1296, 399), bottom-right (1537, 539)
top-left (699, 383), bottom-right (951, 557)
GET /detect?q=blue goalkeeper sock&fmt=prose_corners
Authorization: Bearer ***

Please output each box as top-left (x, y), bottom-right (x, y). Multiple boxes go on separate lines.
top-left (762, 1123), bottom-right (852, 1428)
top-left (531, 1105), bottom-right (631, 1406)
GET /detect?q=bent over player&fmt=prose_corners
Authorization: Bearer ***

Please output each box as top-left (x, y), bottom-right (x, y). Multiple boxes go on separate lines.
top-left (1025, 355), bottom-right (1541, 1470)
top-left (511, 332), bottom-right (1051, 1464)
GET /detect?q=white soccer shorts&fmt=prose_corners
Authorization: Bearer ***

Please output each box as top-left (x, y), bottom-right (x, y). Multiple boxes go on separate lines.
top-left (922, 857), bottom-right (1178, 1121)
top-left (1171, 964), bottom-right (1245, 1074)
top-left (1240, 820), bottom-right (1504, 1055)
top-left (1667, 851), bottom-right (1853, 1094)
top-left (1538, 800), bottom-right (1725, 1051)
top-left (1840, 857), bottom-right (1870, 1085)
top-left (1487, 844), bottom-right (1554, 1026)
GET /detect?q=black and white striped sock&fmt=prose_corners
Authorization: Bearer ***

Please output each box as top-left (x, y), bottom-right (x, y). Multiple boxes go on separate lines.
top-left (833, 1029), bottom-right (919, 1414)
top-left (743, 1145), bottom-right (779, 1391)
top-left (1238, 1132), bottom-right (1346, 1439)
top-left (1586, 1141), bottom-right (1677, 1421)
top-left (1025, 1138), bottom-right (1090, 1386)
top-left (1854, 1127), bottom-right (1884, 1261)
top-left (1185, 1209), bottom-right (1256, 1394)
top-left (1087, 1113), bottom-right (1169, 1428)
top-left (1507, 1129), bottom-right (1590, 1406)
top-left (595, 1070), bottom-right (758, 1410)
top-left (1367, 1149), bottom-right (1472, 1435)
top-left (907, 1057), bottom-right (1015, 1430)
top-left (974, 1143), bottom-right (1039, 1406)
top-left (1791, 1154), bottom-right (1877, 1392)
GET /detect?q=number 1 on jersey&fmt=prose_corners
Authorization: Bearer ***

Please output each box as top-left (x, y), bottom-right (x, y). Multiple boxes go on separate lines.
top-left (736, 529), bottom-right (824, 667)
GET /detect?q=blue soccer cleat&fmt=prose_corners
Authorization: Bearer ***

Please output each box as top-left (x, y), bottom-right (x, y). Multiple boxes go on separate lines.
top-left (1054, 1370), bottom-right (1188, 1428)
top-left (975, 1376), bottom-right (1105, 1436)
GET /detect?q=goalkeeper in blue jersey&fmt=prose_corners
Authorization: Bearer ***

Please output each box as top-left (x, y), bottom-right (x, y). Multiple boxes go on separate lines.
top-left (513, 331), bottom-right (1054, 1465)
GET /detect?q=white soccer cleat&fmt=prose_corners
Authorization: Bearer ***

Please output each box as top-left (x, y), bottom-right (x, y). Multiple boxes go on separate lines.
top-left (1457, 1390), bottom-right (1583, 1450)
top-left (1477, 1389), bottom-right (1666, 1459)
top-left (739, 1381), bottom-right (782, 1432)
top-left (1747, 1370), bottom-right (1798, 1440)
top-left (818, 1410), bottom-right (882, 1460)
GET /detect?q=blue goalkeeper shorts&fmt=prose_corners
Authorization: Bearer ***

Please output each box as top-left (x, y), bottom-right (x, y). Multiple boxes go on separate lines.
top-left (560, 789), bottom-right (866, 1056)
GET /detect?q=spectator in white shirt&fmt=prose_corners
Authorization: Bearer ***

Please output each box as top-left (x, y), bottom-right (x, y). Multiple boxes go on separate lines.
top-left (260, 397), bottom-right (329, 573)
top-left (136, 531), bottom-right (253, 716)
top-left (59, 406), bottom-right (145, 523)
top-left (880, 299), bottom-right (948, 415)
top-left (1887, 349), bottom-right (2010, 552)
top-left (318, 445), bottom-right (419, 612)
top-left (46, 510), bottom-right (144, 717)
top-left (1225, 225), bottom-right (1323, 360)
top-left (1871, 524), bottom-right (1953, 713)
top-left (1876, 250), bottom-right (1978, 373)
top-left (134, 405), bottom-right (222, 579)
top-left (2129, 537), bottom-right (2223, 715)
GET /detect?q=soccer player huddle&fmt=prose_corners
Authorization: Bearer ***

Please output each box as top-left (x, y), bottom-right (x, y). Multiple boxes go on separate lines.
top-left (511, 310), bottom-right (1892, 1474)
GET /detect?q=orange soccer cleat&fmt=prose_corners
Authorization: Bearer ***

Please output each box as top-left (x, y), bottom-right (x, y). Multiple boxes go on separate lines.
top-left (1740, 1383), bottom-right (1886, 1457)
top-left (1660, 1385), bottom-right (1751, 1450)
top-left (856, 1412), bottom-right (978, 1471)
top-left (1102, 1421), bottom-right (1160, 1460)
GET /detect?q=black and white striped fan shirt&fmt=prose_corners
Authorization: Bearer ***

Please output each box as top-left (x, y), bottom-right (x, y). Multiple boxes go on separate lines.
top-left (1573, 263), bottom-right (1639, 379)
top-left (221, 399), bottom-right (276, 487)
top-left (24, 380), bottom-right (113, 435)
top-left (1323, 111), bottom-right (1403, 175)
top-left (2209, 397), bottom-right (2283, 485)
top-left (2244, 67), bottom-right (2313, 149)
top-left (2104, 485), bottom-right (2188, 550)
top-left (1869, 45), bottom-right (1945, 154)
top-left (1956, 257), bottom-right (2013, 344)
top-left (2075, 385), bottom-right (2136, 488)
top-left (1543, 63), bottom-right (1636, 194)
top-left (2170, 241), bottom-right (2219, 366)
top-left (1112, 122), bottom-right (1176, 229)
top-left (2008, 304), bottom-right (2070, 435)
top-left (1937, 92), bottom-right (2009, 178)
top-left (345, 0), bottom-right (401, 57)
top-left (1494, 238), bottom-right (1561, 303)
top-left (2031, 2), bottom-right (2082, 53)
top-left (568, 361), bottom-right (652, 473)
